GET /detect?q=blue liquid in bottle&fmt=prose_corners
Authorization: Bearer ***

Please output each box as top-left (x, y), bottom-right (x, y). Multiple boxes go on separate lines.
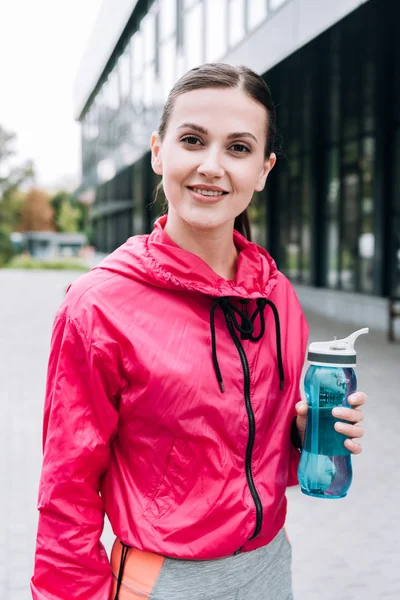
top-left (298, 366), bottom-right (356, 499)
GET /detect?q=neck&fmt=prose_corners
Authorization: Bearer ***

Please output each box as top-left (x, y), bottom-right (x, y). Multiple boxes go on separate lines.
top-left (164, 210), bottom-right (239, 281)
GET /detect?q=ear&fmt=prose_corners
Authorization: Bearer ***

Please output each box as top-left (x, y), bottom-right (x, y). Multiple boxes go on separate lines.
top-left (254, 152), bottom-right (276, 192)
top-left (151, 131), bottom-right (163, 175)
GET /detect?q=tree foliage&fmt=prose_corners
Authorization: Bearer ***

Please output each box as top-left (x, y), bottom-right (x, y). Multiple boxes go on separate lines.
top-left (56, 200), bottom-right (81, 233)
top-left (51, 191), bottom-right (86, 233)
top-left (20, 188), bottom-right (54, 231)
top-left (0, 124), bottom-right (35, 264)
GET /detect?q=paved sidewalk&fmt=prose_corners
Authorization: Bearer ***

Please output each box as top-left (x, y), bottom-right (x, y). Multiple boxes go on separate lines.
top-left (0, 269), bottom-right (399, 600)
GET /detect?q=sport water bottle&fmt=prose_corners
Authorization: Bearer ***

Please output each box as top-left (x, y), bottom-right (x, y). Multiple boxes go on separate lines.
top-left (298, 328), bottom-right (368, 499)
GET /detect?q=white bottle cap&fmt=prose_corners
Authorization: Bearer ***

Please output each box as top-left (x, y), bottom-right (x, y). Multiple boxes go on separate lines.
top-left (307, 328), bottom-right (369, 367)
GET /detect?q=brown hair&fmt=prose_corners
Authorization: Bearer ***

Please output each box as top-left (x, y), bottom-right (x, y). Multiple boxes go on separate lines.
top-left (157, 63), bottom-right (278, 241)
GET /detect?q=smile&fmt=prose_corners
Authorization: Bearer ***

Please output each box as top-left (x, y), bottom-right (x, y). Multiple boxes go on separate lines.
top-left (188, 187), bottom-right (228, 197)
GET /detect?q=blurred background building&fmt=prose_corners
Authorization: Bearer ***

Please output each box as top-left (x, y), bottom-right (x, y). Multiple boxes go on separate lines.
top-left (74, 0), bottom-right (400, 332)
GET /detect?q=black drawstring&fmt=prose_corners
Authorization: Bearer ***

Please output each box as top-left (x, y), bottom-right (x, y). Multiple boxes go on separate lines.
top-left (210, 297), bottom-right (284, 392)
top-left (114, 541), bottom-right (130, 600)
top-left (263, 299), bottom-right (285, 391)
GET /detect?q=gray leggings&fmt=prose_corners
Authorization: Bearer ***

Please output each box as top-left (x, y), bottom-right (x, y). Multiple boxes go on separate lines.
top-left (149, 529), bottom-right (293, 600)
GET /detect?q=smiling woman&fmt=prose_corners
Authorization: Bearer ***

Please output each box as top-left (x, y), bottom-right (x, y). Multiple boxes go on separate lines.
top-left (150, 64), bottom-right (277, 279)
top-left (31, 63), bottom-right (366, 600)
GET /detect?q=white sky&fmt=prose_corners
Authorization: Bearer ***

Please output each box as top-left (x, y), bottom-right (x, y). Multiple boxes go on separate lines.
top-left (0, 0), bottom-right (104, 188)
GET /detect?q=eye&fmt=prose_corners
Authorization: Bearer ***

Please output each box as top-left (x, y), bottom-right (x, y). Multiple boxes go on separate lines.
top-left (180, 135), bottom-right (203, 146)
top-left (230, 143), bottom-right (251, 154)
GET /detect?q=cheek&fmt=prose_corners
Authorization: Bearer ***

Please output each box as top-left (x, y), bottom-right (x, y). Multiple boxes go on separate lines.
top-left (162, 150), bottom-right (193, 186)
top-left (233, 163), bottom-right (262, 192)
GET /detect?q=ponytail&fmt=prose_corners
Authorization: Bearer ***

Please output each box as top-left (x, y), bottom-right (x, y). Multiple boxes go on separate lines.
top-left (234, 209), bottom-right (252, 241)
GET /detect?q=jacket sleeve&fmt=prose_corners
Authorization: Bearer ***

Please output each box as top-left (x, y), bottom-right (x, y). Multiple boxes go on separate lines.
top-left (31, 315), bottom-right (120, 599)
top-left (287, 310), bottom-right (309, 487)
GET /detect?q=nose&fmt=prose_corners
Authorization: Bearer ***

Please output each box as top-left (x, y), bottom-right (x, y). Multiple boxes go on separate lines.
top-left (197, 147), bottom-right (225, 179)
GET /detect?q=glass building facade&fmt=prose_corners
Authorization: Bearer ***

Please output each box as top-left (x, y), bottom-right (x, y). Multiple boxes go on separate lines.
top-left (78, 0), bottom-right (399, 299)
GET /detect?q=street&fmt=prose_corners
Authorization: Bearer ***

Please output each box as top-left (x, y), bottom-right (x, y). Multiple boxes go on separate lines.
top-left (0, 269), bottom-right (399, 600)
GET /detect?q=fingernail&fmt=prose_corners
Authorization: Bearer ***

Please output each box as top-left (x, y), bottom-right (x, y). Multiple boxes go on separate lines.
top-left (332, 408), bottom-right (341, 416)
top-left (335, 422), bottom-right (345, 431)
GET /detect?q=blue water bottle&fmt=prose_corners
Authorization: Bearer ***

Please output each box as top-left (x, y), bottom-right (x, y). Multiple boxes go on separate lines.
top-left (298, 328), bottom-right (368, 499)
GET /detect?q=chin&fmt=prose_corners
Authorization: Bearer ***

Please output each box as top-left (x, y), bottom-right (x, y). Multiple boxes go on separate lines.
top-left (182, 211), bottom-right (230, 231)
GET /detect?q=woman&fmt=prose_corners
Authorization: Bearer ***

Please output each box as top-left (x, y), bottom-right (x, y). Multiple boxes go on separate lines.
top-left (31, 63), bottom-right (366, 600)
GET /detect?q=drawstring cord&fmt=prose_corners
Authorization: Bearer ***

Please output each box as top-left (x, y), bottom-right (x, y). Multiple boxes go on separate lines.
top-left (114, 541), bottom-right (130, 600)
top-left (210, 297), bottom-right (284, 393)
top-left (263, 299), bottom-right (285, 390)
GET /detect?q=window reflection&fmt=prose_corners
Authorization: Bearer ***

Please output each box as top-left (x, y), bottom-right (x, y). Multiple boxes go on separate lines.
top-left (205, 0), bottom-right (227, 61)
top-left (269, 0), bottom-right (287, 10)
top-left (159, 0), bottom-right (177, 40)
top-left (119, 46), bottom-right (131, 99)
top-left (131, 31), bottom-right (143, 78)
top-left (325, 149), bottom-right (340, 288)
top-left (302, 155), bottom-right (312, 283)
top-left (340, 166), bottom-right (359, 291)
top-left (184, 2), bottom-right (204, 69)
top-left (359, 137), bottom-right (375, 293)
top-left (229, 0), bottom-right (245, 47)
top-left (248, 0), bottom-right (267, 30)
top-left (143, 64), bottom-right (156, 110)
top-left (160, 37), bottom-right (176, 100)
top-left (142, 10), bottom-right (156, 64)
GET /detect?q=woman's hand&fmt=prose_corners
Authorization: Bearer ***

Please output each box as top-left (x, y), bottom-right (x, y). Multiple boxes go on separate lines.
top-left (295, 392), bottom-right (367, 454)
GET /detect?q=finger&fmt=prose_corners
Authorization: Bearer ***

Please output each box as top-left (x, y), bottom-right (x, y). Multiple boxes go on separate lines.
top-left (332, 407), bottom-right (364, 423)
top-left (295, 401), bottom-right (308, 416)
top-left (348, 392), bottom-right (367, 408)
top-left (344, 438), bottom-right (363, 454)
top-left (334, 422), bottom-right (364, 438)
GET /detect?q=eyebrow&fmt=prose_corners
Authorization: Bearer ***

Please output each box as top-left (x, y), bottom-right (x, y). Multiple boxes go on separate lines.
top-left (177, 122), bottom-right (258, 143)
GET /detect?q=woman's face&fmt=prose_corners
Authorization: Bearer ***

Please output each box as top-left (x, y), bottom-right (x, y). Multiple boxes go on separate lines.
top-left (151, 87), bottom-right (276, 232)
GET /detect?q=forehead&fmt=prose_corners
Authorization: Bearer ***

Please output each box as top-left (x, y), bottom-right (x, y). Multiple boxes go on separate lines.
top-left (167, 87), bottom-right (267, 137)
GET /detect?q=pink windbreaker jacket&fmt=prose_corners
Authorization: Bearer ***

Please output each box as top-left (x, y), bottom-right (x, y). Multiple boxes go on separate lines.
top-left (31, 216), bottom-right (309, 599)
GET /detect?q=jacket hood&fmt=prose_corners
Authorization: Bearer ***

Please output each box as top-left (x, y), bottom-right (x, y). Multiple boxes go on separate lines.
top-left (96, 215), bottom-right (279, 299)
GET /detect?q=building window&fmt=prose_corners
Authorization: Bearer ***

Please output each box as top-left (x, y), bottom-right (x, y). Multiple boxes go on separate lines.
top-left (301, 155), bottom-right (312, 283)
top-left (340, 168), bottom-right (359, 291)
top-left (160, 37), bottom-right (176, 100)
top-left (142, 10), bottom-right (156, 64)
top-left (247, 0), bottom-right (267, 30)
top-left (131, 30), bottom-right (143, 79)
top-left (359, 137), bottom-right (375, 293)
top-left (205, 0), bottom-right (227, 61)
top-left (269, 0), bottom-right (287, 10)
top-left (184, 1), bottom-right (204, 69)
top-left (143, 63), bottom-right (156, 110)
top-left (159, 0), bottom-right (177, 41)
top-left (119, 45), bottom-right (131, 100)
top-left (228, 0), bottom-right (245, 48)
top-left (325, 149), bottom-right (340, 289)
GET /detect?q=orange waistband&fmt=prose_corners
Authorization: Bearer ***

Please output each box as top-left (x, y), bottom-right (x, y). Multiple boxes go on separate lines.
top-left (110, 538), bottom-right (165, 599)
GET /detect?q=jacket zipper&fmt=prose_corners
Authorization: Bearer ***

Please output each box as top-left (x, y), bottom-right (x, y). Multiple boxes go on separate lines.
top-left (225, 312), bottom-right (263, 549)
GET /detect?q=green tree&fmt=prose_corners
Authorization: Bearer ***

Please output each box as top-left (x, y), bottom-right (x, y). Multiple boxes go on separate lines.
top-left (0, 124), bottom-right (35, 265)
top-left (56, 200), bottom-right (81, 233)
top-left (51, 191), bottom-right (86, 232)
top-left (0, 225), bottom-right (13, 266)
